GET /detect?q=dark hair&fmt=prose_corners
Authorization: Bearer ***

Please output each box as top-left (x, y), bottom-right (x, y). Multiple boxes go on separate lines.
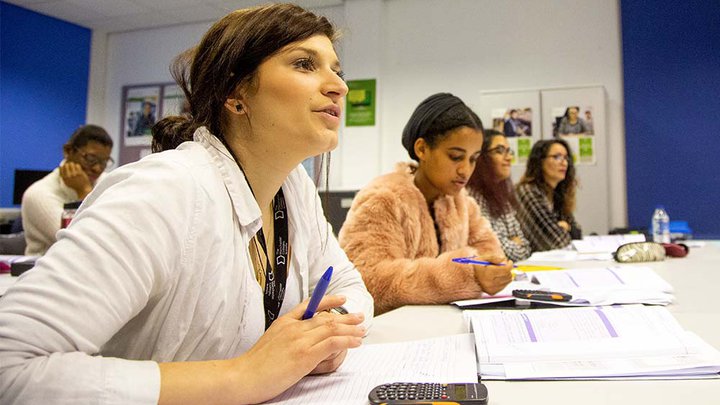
top-left (467, 129), bottom-right (518, 217)
top-left (563, 106), bottom-right (580, 118)
top-left (152, 4), bottom-right (336, 152)
top-left (518, 139), bottom-right (577, 216)
top-left (65, 124), bottom-right (113, 149)
top-left (401, 93), bottom-right (484, 161)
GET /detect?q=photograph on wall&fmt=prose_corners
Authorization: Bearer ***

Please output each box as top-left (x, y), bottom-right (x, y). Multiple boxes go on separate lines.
top-left (161, 84), bottom-right (189, 119)
top-left (345, 78), bottom-right (376, 126)
top-left (122, 85), bottom-right (160, 146)
top-left (551, 105), bottom-right (595, 164)
top-left (491, 107), bottom-right (533, 165)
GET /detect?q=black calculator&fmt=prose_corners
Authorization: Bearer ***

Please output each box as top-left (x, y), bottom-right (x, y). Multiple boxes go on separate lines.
top-left (368, 382), bottom-right (488, 404)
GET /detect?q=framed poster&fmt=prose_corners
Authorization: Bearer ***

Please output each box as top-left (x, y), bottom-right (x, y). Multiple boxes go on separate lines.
top-left (549, 104), bottom-right (596, 164)
top-left (546, 101), bottom-right (604, 165)
top-left (121, 85), bottom-right (161, 146)
top-left (119, 82), bottom-right (187, 164)
top-left (478, 91), bottom-right (541, 182)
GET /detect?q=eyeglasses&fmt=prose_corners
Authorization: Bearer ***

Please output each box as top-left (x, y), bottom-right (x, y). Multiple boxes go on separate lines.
top-left (546, 154), bottom-right (570, 163)
top-left (77, 151), bottom-right (115, 171)
top-left (488, 146), bottom-right (515, 156)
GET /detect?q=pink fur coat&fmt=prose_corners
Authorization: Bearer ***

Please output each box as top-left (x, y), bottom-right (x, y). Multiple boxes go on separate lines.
top-left (339, 163), bottom-right (504, 315)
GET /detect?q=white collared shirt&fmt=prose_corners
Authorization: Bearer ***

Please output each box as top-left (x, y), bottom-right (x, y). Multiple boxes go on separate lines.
top-left (0, 127), bottom-right (374, 404)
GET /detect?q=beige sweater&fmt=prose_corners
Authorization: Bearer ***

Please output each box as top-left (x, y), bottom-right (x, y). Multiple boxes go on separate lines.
top-left (339, 163), bottom-right (504, 315)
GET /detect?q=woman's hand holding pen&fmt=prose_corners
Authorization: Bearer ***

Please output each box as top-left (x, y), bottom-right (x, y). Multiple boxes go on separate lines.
top-left (232, 295), bottom-right (365, 404)
top-left (472, 259), bottom-right (513, 296)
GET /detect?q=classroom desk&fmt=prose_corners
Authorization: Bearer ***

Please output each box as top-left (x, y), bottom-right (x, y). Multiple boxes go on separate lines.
top-left (364, 241), bottom-right (720, 405)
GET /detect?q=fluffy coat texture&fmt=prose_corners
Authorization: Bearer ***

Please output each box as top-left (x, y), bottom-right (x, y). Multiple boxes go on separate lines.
top-left (339, 163), bottom-right (504, 315)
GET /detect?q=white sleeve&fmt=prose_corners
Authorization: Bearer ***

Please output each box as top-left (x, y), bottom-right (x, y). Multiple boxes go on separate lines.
top-left (290, 167), bottom-right (374, 328)
top-left (21, 179), bottom-right (66, 255)
top-left (0, 157), bottom-right (203, 404)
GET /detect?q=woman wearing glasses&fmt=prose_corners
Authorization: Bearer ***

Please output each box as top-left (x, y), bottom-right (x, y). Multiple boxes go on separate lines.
top-left (467, 130), bottom-right (531, 262)
top-left (516, 139), bottom-right (582, 251)
top-left (21, 124), bottom-right (114, 255)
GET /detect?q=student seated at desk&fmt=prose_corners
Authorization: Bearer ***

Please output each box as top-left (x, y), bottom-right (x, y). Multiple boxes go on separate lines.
top-left (467, 129), bottom-right (532, 262)
top-left (516, 139), bottom-right (582, 251)
top-left (339, 93), bottom-right (513, 315)
top-left (0, 5), bottom-right (373, 404)
top-left (21, 124), bottom-right (113, 256)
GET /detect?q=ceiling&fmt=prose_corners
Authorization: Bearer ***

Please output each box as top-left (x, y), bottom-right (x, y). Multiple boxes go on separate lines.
top-left (3, 0), bottom-right (345, 33)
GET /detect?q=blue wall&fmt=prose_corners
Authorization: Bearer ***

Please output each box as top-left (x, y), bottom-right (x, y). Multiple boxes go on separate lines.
top-left (621, 0), bottom-right (720, 239)
top-left (0, 1), bottom-right (91, 206)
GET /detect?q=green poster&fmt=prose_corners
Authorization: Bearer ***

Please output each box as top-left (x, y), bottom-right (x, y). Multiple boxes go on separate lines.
top-left (579, 137), bottom-right (594, 163)
top-left (516, 138), bottom-right (531, 164)
top-left (345, 79), bottom-right (376, 126)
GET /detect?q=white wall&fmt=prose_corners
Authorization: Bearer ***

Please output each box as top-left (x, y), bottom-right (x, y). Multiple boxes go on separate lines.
top-left (87, 0), bottom-right (627, 230)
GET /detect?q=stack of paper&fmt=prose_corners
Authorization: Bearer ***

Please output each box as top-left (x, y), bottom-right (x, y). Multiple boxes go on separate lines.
top-left (465, 305), bottom-right (720, 380)
top-left (267, 334), bottom-right (478, 404)
top-left (453, 266), bottom-right (674, 308)
top-left (525, 234), bottom-right (647, 262)
top-left (572, 234), bottom-right (646, 254)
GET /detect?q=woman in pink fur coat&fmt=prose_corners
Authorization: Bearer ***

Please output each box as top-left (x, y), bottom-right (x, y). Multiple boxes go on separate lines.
top-left (339, 93), bottom-right (513, 315)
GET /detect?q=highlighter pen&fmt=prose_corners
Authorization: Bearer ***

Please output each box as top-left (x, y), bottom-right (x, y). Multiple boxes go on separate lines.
top-left (302, 266), bottom-right (334, 320)
top-left (512, 289), bottom-right (572, 302)
top-left (451, 256), bottom-right (518, 268)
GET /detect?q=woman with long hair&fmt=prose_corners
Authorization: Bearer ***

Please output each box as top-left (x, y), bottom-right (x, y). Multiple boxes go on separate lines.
top-left (0, 5), bottom-right (373, 404)
top-left (467, 129), bottom-right (531, 261)
top-left (339, 93), bottom-right (512, 315)
top-left (516, 139), bottom-right (582, 251)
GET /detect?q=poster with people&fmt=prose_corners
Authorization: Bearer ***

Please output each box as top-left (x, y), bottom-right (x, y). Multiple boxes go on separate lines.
top-left (122, 86), bottom-right (160, 146)
top-left (479, 91), bottom-right (541, 173)
top-left (551, 105), bottom-right (595, 164)
top-left (490, 107), bottom-right (534, 165)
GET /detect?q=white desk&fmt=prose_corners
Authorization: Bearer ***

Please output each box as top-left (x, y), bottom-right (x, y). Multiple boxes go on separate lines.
top-left (364, 241), bottom-right (720, 405)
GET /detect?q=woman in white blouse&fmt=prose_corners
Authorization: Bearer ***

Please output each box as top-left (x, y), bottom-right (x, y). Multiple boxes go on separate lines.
top-left (0, 4), bottom-right (373, 405)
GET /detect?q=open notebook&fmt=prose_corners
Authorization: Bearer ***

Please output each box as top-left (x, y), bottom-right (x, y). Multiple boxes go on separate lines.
top-left (465, 305), bottom-right (720, 380)
top-left (266, 334), bottom-right (478, 404)
top-left (453, 265), bottom-right (674, 309)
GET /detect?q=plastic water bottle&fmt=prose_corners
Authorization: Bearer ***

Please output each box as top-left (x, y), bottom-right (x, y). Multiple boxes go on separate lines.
top-left (651, 206), bottom-right (670, 243)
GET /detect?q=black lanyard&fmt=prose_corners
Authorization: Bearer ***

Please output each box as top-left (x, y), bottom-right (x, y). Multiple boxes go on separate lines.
top-left (217, 135), bottom-right (289, 330)
top-left (255, 189), bottom-right (289, 330)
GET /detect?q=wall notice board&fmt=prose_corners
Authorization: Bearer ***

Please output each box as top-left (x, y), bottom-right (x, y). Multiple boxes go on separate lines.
top-left (118, 83), bottom-right (187, 165)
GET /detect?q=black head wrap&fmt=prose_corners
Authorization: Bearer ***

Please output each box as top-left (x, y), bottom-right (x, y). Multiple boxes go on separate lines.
top-left (401, 93), bottom-right (467, 161)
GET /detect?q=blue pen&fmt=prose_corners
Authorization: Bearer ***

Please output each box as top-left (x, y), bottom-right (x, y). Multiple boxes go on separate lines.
top-left (452, 256), bottom-right (518, 268)
top-left (302, 266), bottom-right (334, 320)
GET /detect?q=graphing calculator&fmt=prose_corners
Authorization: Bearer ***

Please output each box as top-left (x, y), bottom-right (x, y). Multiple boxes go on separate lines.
top-left (368, 382), bottom-right (488, 404)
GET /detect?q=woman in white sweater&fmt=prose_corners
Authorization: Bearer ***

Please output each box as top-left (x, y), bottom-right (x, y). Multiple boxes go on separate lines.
top-left (21, 124), bottom-right (113, 255)
top-left (0, 4), bottom-right (373, 405)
